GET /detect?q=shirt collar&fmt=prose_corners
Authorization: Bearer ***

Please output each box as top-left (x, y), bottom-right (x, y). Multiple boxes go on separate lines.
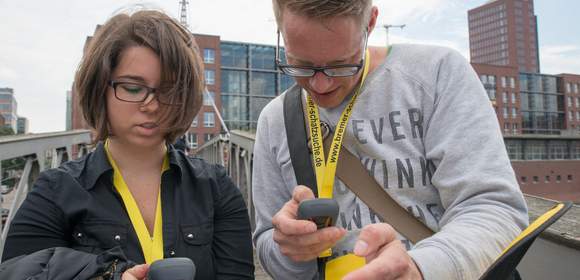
top-left (78, 142), bottom-right (185, 190)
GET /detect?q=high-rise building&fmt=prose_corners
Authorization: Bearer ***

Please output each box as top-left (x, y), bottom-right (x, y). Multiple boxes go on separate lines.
top-left (469, 0), bottom-right (580, 201)
top-left (0, 87), bottom-right (18, 133)
top-left (468, 0), bottom-right (540, 73)
top-left (17, 117), bottom-right (28, 134)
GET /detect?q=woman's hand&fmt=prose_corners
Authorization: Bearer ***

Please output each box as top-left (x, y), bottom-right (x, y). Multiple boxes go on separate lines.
top-left (122, 264), bottom-right (149, 280)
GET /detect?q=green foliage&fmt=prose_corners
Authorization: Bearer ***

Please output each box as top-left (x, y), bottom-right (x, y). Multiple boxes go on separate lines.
top-left (0, 126), bottom-right (15, 136)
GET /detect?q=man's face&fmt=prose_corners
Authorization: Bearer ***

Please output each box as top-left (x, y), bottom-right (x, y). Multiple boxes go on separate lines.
top-left (280, 9), bottom-right (366, 109)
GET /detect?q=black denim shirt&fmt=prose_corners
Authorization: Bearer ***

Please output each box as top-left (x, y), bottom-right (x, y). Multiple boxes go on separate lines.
top-left (3, 143), bottom-right (254, 279)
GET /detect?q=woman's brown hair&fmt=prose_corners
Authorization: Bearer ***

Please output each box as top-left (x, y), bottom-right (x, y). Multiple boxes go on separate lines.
top-left (74, 9), bottom-right (204, 143)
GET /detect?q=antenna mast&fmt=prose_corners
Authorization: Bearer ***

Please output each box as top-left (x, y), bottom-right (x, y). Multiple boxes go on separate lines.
top-left (179, 0), bottom-right (189, 29)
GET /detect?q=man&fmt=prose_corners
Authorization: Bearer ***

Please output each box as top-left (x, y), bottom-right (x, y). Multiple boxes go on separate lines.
top-left (252, 0), bottom-right (528, 279)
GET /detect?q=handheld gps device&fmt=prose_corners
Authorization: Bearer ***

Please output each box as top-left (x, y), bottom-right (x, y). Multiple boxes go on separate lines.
top-left (147, 258), bottom-right (196, 280)
top-left (297, 198), bottom-right (339, 229)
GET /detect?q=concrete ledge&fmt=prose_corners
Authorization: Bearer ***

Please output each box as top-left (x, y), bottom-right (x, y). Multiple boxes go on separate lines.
top-left (524, 194), bottom-right (580, 250)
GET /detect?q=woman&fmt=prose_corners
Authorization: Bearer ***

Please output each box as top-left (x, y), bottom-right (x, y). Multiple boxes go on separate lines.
top-left (2, 9), bottom-right (254, 279)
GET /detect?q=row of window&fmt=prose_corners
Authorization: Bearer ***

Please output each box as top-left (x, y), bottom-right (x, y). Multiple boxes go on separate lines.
top-left (186, 133), bottom-right (215, 149)
top-left (470, 28), bottom-right (507, 45)
top-left (505, 139), bottom-right (580, 160)
top-left (567, 111), bottom-right (580, 122)
top-left (565, 83), bottom-right (580, 94)
top-left (469, 4), bottom-right (505, 21)
top-left (191, 112), bottom-right (215, 128)
top-left (502, 106), bottom-right (519, 119)
top-left (566, 97), bottom-right (580, 108)
top-left (503, 123), bottom-right (519, 134)
top-left (520, 174), bottom-right (573, 184)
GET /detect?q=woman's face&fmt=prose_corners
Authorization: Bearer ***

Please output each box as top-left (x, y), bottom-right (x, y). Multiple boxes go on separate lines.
top-left (106, 46), bottom-right (166, 148)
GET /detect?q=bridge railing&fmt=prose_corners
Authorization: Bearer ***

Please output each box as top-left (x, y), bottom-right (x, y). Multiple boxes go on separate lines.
top-left (195, 130), bottom-right (255, 226)
top-left (0, 130), bottom-right (92, 261)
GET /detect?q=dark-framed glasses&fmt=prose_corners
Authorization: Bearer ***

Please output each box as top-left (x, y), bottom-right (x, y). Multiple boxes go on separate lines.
top-left (275, 30), bottom-right (368, 78)
top-left (108, 80), bottom-right (181, 105)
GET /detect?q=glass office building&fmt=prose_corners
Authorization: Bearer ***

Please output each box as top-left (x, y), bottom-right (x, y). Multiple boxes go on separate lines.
top-left (220, 42), bottom-right (294, 131)
top-left (519, 73), bottom-right (565, 134)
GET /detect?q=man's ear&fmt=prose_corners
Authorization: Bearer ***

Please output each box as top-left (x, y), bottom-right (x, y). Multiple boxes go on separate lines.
top-left (367, 6), bottom-right (379, 34)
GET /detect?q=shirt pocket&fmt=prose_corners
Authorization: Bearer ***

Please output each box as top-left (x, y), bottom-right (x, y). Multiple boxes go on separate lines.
top-left (180, 222), bottom-right (215, 279)
top-left (71, 220), bottom-right (128, 253)
top-left (181, 222), bottom-right (213, 245)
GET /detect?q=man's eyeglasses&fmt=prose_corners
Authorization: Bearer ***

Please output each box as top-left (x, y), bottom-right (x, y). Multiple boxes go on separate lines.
top-left (108, 81), bottom-right (181, 105)
top-left (275, 30), bottom-right (368, 78)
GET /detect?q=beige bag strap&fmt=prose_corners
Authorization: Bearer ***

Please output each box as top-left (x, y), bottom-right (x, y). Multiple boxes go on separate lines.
top-left (323, 135), bottom-right (434, 244)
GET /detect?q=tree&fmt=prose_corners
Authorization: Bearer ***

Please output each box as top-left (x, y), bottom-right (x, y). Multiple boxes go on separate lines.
top-left (0, 126), bottom-right (15, 136)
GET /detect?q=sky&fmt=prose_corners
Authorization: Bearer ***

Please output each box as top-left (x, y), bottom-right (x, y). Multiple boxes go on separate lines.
top-left (0, 0), bottom-right (579, 133)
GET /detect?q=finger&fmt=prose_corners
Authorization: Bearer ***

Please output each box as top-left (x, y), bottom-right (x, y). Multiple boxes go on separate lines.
top-left (122, 264), bottom-right (149, 280)
top-left (353, 223), bottom-right (397, 257)
top-left (274, 227), bottom-right (346, 254)
top-left (277, 226), bottom-right (345, 247)
top-left (278, 233), bottom-right (347, 262)
top-left (344, 241), bottom-right (412, 280)
top-left (272, 201), bottom-right (317, 235)
top-left (292, 185), bottom-right (316, 204)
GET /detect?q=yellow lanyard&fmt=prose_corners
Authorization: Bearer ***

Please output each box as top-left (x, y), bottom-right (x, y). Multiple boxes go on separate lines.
top-left (104, 140), bottom-right (168, 264)
top-left (306, 49), bottom-right (371, 199)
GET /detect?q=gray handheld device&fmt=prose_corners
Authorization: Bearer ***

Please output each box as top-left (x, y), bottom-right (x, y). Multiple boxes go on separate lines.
top-left (297, 198), bottom-right (339, 229)
top-left (147, 258), bottom-right (196, 280)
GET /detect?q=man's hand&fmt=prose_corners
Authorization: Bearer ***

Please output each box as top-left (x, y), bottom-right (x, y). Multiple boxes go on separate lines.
top-left (272, 185), bottom-right (346, 262)
top-left (343, 223), bottom-right (423, 280)
top-left (122, 264), bottom-right (149, 280)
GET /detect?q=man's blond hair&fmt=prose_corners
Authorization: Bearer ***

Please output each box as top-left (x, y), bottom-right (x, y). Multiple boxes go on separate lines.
top-left (272, 0), bottom-right (373, 30)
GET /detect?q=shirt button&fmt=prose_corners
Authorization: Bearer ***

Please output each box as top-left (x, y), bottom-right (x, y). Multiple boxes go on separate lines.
top-left (114, 235), bottom-right (121, 241)
top-left (169, 250), bottom-right (176, 256)
top-left (187, 233), bottom-right (194, 239)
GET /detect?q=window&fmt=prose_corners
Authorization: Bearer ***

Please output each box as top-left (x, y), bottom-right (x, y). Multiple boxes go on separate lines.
top-left (511, 93), bottom-right (517, 104)
top-left (204, 133), bottom-right (213, 142)
top-left (556, 175), bottom-right (561, 183)
top-left (510, 77), bottom-right (515, 88)
top-left (503, 107), bottom-right (508, 119)
top-left (192, 116), bottom-right (198, 127)
top-left (566, 83), bottom-right (571, 93)
top-left (521, 176), bottom-right (527, 184)
top-left (568, 175), bottom-right (573, 182)
top-left (503, 92), bottom-right (508, 103)
top-left (188, 133), bottom-right (198, 149)
top-left (501, 76), bottom-right (507, 87)
top-left (203, 112), bottom-right (215, 127)
top-left (205, 70), bottom-right (215, 85)
top-left (532, 176), bottom-right (538, 183)
top-left (512, 108), bottom-right (517, 118)
top-left (545, 176), bottom-right (550, 183)
top-left (577, 112), bottom-right (580, 121)
top-left (221, 43), bottom-right (248, 68)
top-left (221, 70), bottom-right (247, 94)
top-left (575, 83), bottom-right (579, 93)
top-left (203, 48), bottom-right (215, 64)
top-left (569, 113), bottom-right (573, 121)
top-left (576, 97), bottom-right (580, 108)
top-left (203, 91), bottom-right (215, 106)
top-left (568, 96), bottom-right (573, 107)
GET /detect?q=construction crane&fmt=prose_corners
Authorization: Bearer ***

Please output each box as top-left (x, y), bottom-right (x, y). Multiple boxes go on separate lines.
top-left (179, 0), bottom-right (189, 30)
top-left (383, 24), bottom-right (406, 47)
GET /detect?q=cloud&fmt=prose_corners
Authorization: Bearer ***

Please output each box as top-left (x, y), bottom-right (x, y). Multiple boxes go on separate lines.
top-left (540, 45), bottom-right (580, 75)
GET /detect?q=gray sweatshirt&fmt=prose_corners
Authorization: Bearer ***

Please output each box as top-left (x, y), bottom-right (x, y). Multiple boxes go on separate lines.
top-left (252, 44), bottom-right (528, 280)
